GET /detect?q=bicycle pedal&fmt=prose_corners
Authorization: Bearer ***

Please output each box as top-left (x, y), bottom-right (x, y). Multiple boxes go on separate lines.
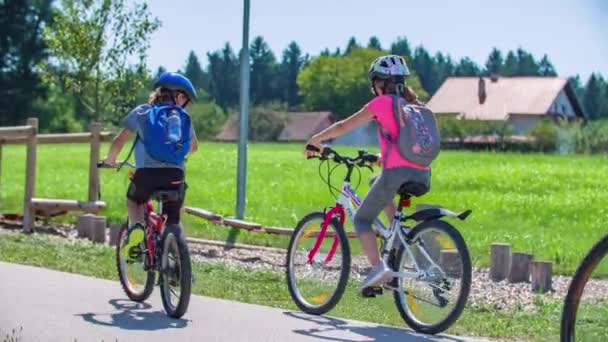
top-left (361, 286), bottom-right (383, 298)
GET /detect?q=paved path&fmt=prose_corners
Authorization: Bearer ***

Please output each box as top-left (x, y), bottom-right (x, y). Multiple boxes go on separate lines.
top-left (0, 262), bottom-right (492, 342)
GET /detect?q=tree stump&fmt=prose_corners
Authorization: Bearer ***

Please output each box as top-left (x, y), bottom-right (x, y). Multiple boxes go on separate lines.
top-left (490, 243), bottom-right (511, 282)
top-left (76, 214), bottom-right (94, 239)
top-left (508, 252), bottom-right (532, 283)
top-left (108, 223), bottom-right (122, 246)
top-left (90, 216), bottom-right (106, 244)
top-left (439, 249), bottom-right (462, 278)
top-left (531, 260), bottom-right (552, 293)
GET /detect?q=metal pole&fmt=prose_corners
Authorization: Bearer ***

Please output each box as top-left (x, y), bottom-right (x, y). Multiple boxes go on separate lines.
top-left (236, 0), bottom-right (250, 219)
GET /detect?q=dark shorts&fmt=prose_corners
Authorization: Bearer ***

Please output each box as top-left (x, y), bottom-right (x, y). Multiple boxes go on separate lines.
top-left (126, 168), bottom-right (187, 225)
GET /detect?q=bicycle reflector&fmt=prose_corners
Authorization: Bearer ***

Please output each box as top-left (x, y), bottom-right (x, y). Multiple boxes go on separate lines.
top-left (400, 198), bottom-right (411, 208)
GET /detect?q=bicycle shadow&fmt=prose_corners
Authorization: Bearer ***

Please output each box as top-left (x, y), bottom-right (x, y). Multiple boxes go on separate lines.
top-left (283, 311), bottom-right (467, 342)
top-left (76, 298), bottom-right (189, 331)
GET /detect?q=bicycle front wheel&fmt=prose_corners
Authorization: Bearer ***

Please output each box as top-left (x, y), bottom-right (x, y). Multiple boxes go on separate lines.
top-left (159, 224), bottom-right (192, 318)
top-left (116, 221), bottom-right (155, 302)
top-left (392, 219), bottom-right (471, 334)
top-left (286, 212), bottom-right (351, 315)
top-left (561, 234), bottom-right (608, 342)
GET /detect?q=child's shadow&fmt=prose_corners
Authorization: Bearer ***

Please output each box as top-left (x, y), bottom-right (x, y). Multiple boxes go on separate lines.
top-left (76, 298), bottom-right (189, 331)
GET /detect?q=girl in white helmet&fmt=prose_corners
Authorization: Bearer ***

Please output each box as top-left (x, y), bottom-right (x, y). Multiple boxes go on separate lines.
top-left (305, 55), bottom-right (432, 291)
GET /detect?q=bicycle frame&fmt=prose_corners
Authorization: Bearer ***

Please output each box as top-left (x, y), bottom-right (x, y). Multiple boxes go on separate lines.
top-left (143, 199), bottom-right (165, 270)
top-left (309, 180), bottom-right (439, 281)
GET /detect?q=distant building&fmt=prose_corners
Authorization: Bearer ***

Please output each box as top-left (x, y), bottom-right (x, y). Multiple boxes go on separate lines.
top-left (427, 76), bottom-right (586, 134)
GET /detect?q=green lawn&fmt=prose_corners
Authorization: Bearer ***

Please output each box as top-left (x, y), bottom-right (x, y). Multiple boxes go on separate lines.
top-left (1, 232), bottom-right (586, 341)
top-left (2, 142), bottom-right (608, 275)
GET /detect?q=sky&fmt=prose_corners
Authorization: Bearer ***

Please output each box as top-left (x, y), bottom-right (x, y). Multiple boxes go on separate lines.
top-left (145, 0), bottom-right (607, 81)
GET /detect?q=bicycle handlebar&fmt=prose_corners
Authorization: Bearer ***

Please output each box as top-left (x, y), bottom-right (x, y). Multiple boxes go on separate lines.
top-left (97, 160), bottom-right (136, 170)
top-left (306, 144), bottom-right (378, 167)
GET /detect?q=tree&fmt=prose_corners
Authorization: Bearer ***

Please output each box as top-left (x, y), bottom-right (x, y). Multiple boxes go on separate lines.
top-left (434, 52), bottom-right (454, 90)
top-left (0, 0), bottom-right (54, 126)
top-left (344, 36), bottom-right (360, 55)
top-left (154, 66), bottom-right (167, 80)
top-left (390, 36), bottom-right (412, 59)
top-left (42, 0), bottom-right (160, 124)
top-left (502, 51), bottom-right (518, 76)
top-left (184, 51), bottom-right (207, 91)
top-left (298, 48), bottom-right (427, 119)
top-left (249, 36), bottom-right (280, 104)
top-left (207, 43), bottom-right (239, 109)
top-left (453, 57), bottom-right (481, 76)
top-left (538, 54), bottom-right (557, 76)
top-left (411, 46), bottom-right (439, 94)
top-left (279, 41), bottom-right (307, 107)
top-left (568, 75), bottom-right (585, 102)
top-left (516, 48), bottom-right (539, 75)
top-left (584, 73), bottom-right (607, 120)
top-left (367, 36), bottom-right (382, 51)
top-left (484, 48), bottom-right (503, 75)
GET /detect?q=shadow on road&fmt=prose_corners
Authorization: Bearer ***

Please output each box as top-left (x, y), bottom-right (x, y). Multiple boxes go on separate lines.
top-left (283, 311), bottom-right (466, 342)
top-left (76, 298), bottom-right (189, 331)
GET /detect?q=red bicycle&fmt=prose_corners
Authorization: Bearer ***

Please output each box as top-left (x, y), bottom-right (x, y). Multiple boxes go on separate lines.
top-left (98, 161), bottom-right (192, 318)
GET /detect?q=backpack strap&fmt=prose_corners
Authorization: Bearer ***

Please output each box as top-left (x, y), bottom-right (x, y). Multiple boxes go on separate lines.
top-left (376, 95), bottom-right (405, 168)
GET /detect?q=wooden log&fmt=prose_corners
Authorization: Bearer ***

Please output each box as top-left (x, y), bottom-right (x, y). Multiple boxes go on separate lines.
top-left (30, 198), bottom-right (106, 213)
top-left (440, 249), bottom-right (462, 278)
top-left (88, 123), bottom-right (101, 202)
top-left (222, 218), bottom-right (262, 231)
top-left (108, 223), bottom-right (123, 246)
top-left (262, 227), bottom-right (293, 235)
top-left (22, 118), bottom-right (38, 232)
top-left (76, 214), bottom-right (95, 239)
top-left (91, 216), bottom-right (106, 244)
top-left (508, 252), bottom-right (532, 283)
top-left (531, 260), bottom-right (552, 293)
top-left (1, 132), bottom-right (115, 145)
top-left (0, 125), bottom-right (35, 139)
top-left (184, 207), bottom-right (223, 222)
top-left (490, 243), bottom-right (511, 282)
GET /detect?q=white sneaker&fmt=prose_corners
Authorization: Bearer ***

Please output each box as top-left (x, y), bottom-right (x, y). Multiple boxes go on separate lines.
top-left (361, 262), bottom-right (391, 290)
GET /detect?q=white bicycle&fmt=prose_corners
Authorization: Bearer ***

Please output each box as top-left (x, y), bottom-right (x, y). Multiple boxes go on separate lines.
top-left (286, 146), bottom-right (472, 334)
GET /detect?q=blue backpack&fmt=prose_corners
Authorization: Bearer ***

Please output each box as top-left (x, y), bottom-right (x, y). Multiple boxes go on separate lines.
top-left (140, 104), bottom-right (192, 165)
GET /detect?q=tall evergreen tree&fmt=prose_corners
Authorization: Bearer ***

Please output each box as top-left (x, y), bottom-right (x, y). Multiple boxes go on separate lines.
top-left (484, 48), bottom-right (504, 75)
top-left (411, 46), bottom-right (439, 94)
top-left (184, 51), bottom-right (207, 90)
top-left (367, 36), bottom-right (382, 51)
top-left (0, 0), bottom-right (54, 125)
top-left (344, 37), bottom-right (360, 55)
top-left (249, 36), bottom-right (279, 104)
top-left (583, 73), bottom-right (603, 119)
top-left (433, 52), bottom-right (454, 90)
top-left (280, 41), bottom-right (307, 107)
top-left (390, 36), bottom-right (412, 59)
top-left (538, 54), bottom-right (557, 76)
top-left (154, 66), bottom-right (167, 80)
top-left (453, 57), bottom-right (481, 76)
top-left (207, 43), bottom-right (239, 108)
top-left (502, 51), bottom-right (518, 76)
top-left (516, 48), bottom-right (539, 75)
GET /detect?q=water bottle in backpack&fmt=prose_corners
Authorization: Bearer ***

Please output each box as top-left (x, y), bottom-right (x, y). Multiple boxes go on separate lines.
top-left (167, 110), bottom-right (182, 143)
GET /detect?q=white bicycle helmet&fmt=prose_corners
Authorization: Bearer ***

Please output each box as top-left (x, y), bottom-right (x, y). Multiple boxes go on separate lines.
top-left (368, 55), bottom-right (410, 81)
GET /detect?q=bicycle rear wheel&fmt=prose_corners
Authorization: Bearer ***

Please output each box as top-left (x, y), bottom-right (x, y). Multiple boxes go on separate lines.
top-left (561, 234), bottom-right (608, 342)
top-left (286, 212), bottom-right (350, 315)
top-left (116, 221), bottom-right (155, 302)
top-left (159, 224), bottom-right (192, 318)
top-left (392, 219), bottom-right (471, 334)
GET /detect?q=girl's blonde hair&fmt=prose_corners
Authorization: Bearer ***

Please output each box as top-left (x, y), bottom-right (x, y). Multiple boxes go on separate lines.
top-left (147, 87), bottom-right (174, 105)
top-left (376, 79), bottom-right (422, 105)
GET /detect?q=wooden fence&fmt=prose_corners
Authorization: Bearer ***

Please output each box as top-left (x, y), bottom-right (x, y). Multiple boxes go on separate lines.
top-left (0, 118), bottom-right (114, 232)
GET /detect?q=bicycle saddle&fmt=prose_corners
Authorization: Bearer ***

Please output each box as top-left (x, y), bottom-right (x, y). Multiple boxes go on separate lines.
top-left (397, 182), bottom-right (429, 198)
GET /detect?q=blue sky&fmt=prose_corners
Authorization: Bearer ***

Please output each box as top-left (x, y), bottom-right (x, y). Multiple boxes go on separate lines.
top-left (146, 0), bottom-right (607, 81)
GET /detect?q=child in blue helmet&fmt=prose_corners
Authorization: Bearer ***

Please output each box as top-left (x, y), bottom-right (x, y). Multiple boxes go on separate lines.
top-left (103, 72), bottom-right (199, 254)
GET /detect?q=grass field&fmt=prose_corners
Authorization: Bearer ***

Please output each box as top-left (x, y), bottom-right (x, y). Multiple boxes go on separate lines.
top-left (2, 142), bottom-right (608, 275)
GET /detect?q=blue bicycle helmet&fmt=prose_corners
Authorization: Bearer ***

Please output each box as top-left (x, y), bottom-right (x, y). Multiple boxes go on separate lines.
top-left (153, 72), bottom-right (197, 101)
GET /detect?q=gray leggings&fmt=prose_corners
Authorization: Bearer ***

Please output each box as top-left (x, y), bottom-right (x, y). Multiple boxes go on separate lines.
top-left (353, 167), bottom-right (431, 234)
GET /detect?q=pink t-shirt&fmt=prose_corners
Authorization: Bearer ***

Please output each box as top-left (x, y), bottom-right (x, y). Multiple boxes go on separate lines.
top-left (365, 95), bottom-right (429, 170)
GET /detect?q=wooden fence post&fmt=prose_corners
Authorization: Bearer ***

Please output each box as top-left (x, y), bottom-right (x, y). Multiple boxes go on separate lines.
top-left (108, 223), bottom-right (122, 246)
top-left (490, 243), bottom-right (511, 282)
top-left (88, 123), bottom-right (101, 202)
top-left (76, 214), bottom-right (94, 239)
top-left (22, 118), bottom-right (38, 232)
top-left (91, 216), bottom-right (106, 244)
top-left (531, 260), bottom-right (553, 293)
top-left (508, 252), bottom-right (532, 283)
